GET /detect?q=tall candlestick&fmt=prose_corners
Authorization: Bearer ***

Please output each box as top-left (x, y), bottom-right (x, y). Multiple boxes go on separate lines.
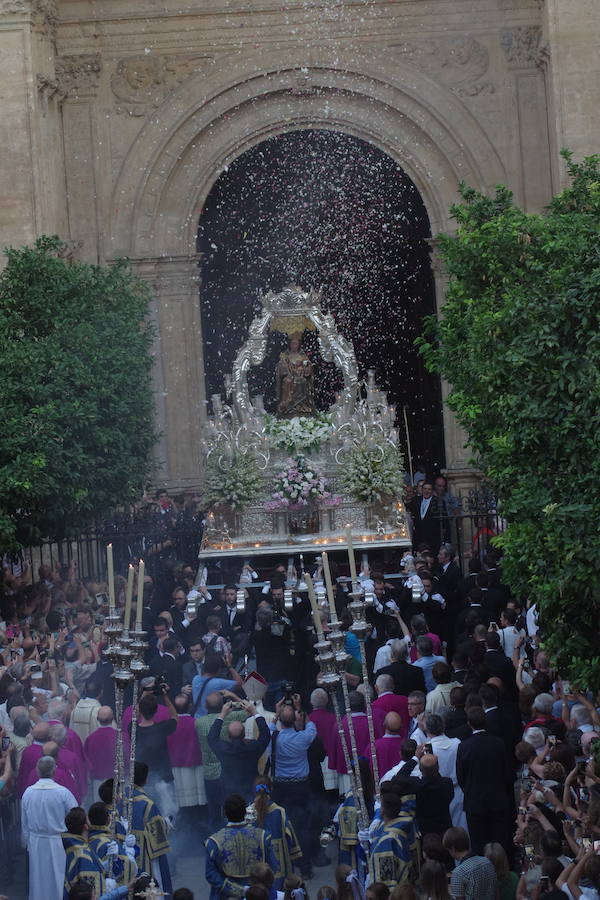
top-left (321, 552), bottom-right (338, 624)
top-left (305, 573), bottom-right (324, 639)
top-left (124, 564), bottom-right (134, 632)
top-left (136, 559), bottom-right (145, 628)
top-left (106, 544), bottom-right (115, 614)
top-left (345, 525), bottom-right (358, 591)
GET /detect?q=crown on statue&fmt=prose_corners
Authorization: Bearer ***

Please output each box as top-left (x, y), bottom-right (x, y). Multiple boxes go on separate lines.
top-left (262, 284), bottom-right (322, 335)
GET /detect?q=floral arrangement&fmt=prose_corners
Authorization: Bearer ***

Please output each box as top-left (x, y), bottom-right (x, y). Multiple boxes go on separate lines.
top-left (265, 456), bottom-right (333, 509)
top-left (200, 452), bottom-right (264, 511)
top-left (264, 413), bottom-right (333, 454)
top-left (340, 443), bottom-right (405, 504)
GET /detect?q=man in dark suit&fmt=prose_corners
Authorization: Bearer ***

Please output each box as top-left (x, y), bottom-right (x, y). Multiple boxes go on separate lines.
top-left (456, 706), bottom-right (512, 856)
top-left (415, 753), bottom-right (454, 837)
top-left (207, 699), bottom-right (271, 799)
top-left (377, 639), bottom-right (426, 696)
top-left (480, 680), bottom-right (522, 773)
top-left (437, 544), bottom-right (461, 606)
top-left (148, 635), bottom-right (183, 700)
top-left (484, 631), bottom-right (518, 698)
top-left (181, 639), bottom-right (205, 687)
top-left (410, 483), bottom-right (445, 552)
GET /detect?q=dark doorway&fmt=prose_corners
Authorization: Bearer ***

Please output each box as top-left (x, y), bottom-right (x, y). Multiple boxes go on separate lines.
top-left (197, 129), bottom-right (445, 474)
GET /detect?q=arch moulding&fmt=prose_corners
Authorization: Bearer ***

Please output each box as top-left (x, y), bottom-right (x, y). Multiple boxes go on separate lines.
top-left (113, 54), bottom-right (502, 488)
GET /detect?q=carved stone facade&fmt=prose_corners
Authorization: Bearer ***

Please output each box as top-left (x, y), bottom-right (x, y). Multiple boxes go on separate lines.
top-left (0, 0), bottom-right (598, 490)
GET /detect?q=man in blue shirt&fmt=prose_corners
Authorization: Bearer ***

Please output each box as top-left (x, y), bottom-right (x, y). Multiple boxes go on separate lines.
top-left (270, 700), bottom-right (317, 879)
top-left (413, 635), bottom-right (446, 693)
top-left (191, 654), bottom-right (243, 717)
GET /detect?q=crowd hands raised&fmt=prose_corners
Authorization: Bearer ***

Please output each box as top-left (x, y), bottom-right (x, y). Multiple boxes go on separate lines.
top-left (1, 525), bottom-right (600, 900)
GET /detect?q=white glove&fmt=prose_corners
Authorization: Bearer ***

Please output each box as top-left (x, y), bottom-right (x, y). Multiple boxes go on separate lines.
top-left (124, 833), bottom-right (136, 848)
top-left (357, 828), bottom-right (371, 845)
top-left (105, 879), bottom-right (117, 891)
top-left (106, 840), bottom-right (119, 856)
top-left (119, 816), bottom-right (128, 832)
top-left (431, 592), bottom-right (446, 608)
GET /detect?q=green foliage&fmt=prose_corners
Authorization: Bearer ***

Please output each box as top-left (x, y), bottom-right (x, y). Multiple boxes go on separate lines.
top-left (0, 236), bottom-right (157, 549)
top-left (200, 452), bottom-right (264, 510)
top-left (340, 443), bottom-right (405, 505)
top-left (417, 153), bottom-right (600, 688)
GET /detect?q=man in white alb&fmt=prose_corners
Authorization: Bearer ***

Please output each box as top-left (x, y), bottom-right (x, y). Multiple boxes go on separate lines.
top-left (21, 755), bottom-right (78, 900)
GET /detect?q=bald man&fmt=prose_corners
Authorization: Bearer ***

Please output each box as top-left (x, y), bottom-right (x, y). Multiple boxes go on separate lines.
top-left (207, 699), bottom-right (270, 799)
top-left (17, 722), bottom-right (50, 796)
top-left (373, 674), bottom-right (409, 733)
top-left (22, 740), bottom-right (78, 798)
top-left (84, 706), bottom-right (117, 802)
top-left (415, 752), bottom-right (454, 837)
top-left (373, 711), bottom-right (405, 778)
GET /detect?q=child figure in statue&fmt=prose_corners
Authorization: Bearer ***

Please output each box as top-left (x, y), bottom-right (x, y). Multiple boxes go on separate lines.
top-left (275, 331), bottom-right (317, 418)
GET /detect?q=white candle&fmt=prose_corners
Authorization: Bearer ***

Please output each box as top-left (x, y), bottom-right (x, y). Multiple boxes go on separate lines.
top-left (346, 525), bottom-right (358, 591)
top-left (106, 544), bottom-right (115, 614)
top-left (136, 559), bottom-right (145, 628)
top-left (124, 564), bottom-right (134, 632)
top-left (305, 572), bottom-right (324, 639)
top-left (322, 552), bottom-right (338, 624)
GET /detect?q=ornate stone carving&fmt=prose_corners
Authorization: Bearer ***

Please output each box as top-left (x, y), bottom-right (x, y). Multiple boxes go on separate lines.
top-left (55, 55), bottom-right (102, 98)
top-left (389, 34), bottom-right (495, 97)
top-left (535, 41), bottom-right (551, 71)
top-left (36, 73), bottom-right (65, 109)
top-left (500, 26), bottom-right (542, 68)
top-left (0, 0), bottom-right (56, 28)
top-left (111, 54), bottom-right (214, 116)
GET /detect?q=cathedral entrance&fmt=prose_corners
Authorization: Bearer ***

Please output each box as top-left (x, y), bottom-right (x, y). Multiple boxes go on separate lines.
top-left (197, 129), bottom-right (445, 474)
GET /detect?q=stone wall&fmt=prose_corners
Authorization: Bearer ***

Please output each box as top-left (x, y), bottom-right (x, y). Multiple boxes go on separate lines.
top-left (0, 0), bottom-right (598, 490)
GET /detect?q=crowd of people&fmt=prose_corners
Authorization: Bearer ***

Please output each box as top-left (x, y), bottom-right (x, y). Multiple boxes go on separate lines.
top-left (0, 494), bottom-right (599, 900)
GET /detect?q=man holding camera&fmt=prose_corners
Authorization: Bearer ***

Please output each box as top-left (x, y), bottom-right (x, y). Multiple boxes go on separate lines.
top-left (130, 681), bottom-right (178, 820)
top-left (207, 699), bottom-right (270, 799)
top-left (270, 695), bottom-right (317, 879)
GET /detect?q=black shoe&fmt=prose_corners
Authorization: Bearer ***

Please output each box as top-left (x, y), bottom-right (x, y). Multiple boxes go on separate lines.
top-left (300, 866), bottom-right (314, 880)
top-left (312, 849), bottom-right (330, 867)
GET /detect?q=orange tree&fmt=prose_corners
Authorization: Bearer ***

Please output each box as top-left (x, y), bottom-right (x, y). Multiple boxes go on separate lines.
top-left (0, 237), bottom-right (157, 550)
top-left (417, 154), bottom-right (600, 688)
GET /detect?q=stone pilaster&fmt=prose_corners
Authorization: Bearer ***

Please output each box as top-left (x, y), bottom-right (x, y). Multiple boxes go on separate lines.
top-left (500, 25), bottom-right (553, 212)
top-left (127, 255), bottom-right (205, 491)
top-left (0, 0), bottom-right (66, 255)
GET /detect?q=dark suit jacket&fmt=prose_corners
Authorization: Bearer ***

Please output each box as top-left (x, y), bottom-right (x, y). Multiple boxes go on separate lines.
top-left (483, 649), bottom-right (518, 697)
top-left (377, 660), bottom-right (426, 697)
top-left (415, 774), bottom-right (454, 836)
top-left (438, 561), bottom-right (461, 604)
top-left (207, 714), bottom-right (271, 798)
top-left (410, 495), bottom-right (445, 552)
top-left (456, 730), bottom-right (510, 813)
top-left (148, 652), bottom-right (182, 700)
top-left (181, 658), bottom-right (203, 687)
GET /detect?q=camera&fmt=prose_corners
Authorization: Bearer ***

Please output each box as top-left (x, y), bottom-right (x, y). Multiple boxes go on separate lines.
top-left (153, 673), bottom-right (169, 696)
top-left (281, 681), bottom-right (295, 706)
top-left (1, 736), bottom-right (10, 752)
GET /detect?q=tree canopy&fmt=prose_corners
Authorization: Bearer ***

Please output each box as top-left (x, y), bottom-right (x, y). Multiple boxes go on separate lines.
top-left (0, 236), bottom-right (157, 550)
top-left (417, 153), bottom-right (600, 688)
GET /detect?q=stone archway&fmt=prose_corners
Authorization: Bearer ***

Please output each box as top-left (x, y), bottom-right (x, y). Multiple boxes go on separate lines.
top-left (109, 55), bottom-right (505, 488)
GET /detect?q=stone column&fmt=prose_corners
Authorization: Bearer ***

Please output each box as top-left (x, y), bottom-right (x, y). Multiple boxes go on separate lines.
top-left (427, 238), bottom-right (480, 502)
top-left (500, 25), bottom-right (553, 212)
top-left (128, 254), bottom-right (205, 491)
top-left (56, 54), bottom-right (103, 262)
top-left (541, 0), bottom-right (600, 187)
top-left (0, 0), bottom-right (67, 255)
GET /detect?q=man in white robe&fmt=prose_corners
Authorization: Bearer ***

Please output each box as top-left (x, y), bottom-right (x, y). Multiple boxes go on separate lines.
top-left (21, 755), bottom-right (77, 900)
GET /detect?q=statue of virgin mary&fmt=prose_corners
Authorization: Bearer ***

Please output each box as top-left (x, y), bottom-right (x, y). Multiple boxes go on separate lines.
top-left (275, 331), bottom-right (317, 418)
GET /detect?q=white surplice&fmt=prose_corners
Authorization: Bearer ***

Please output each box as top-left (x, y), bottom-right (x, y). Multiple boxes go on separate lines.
top-left (21, 778), bottom-right (78, 900)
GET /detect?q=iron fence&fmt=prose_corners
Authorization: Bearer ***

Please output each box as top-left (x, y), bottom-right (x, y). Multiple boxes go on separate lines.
top-left (3, 509), bottom-right (204, 583)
